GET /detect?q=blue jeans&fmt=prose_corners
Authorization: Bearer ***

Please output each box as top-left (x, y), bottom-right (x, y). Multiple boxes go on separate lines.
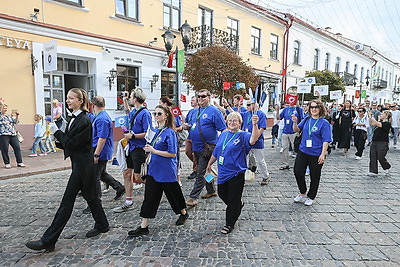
top-left (32, 137), bottom-right (46, 154)
top-left (393, 127), bottom-right (399, 146)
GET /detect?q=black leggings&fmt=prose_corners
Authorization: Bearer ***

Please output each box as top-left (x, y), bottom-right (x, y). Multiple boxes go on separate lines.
top-left (294, 151), bottom-right (324, 200)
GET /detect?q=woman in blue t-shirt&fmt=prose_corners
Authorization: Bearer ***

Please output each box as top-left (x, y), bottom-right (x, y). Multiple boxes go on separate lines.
top-left (292, 100), bottom-right (332, 206)
top-left (128, 105), bottom-right (188, 238)
top-left (206, 112), bottom-right (262, 234)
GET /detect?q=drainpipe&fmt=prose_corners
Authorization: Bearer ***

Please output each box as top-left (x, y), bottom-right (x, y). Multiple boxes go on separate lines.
top-left (282, 15), bottom-right (293, 103)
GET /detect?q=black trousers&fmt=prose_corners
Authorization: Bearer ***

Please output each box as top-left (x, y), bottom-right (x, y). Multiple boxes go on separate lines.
top-left (218, 173), bottom-right (245, 228)
top-left (353, 129), bottom-right (367, 157)
top-left (189, 150), bottom-right (215, 199)
top-left (369, 141), bottom-right (391, 174)
top-left (41, 153), bottom-right (109, 245)
top-left (140, 175), bottom-right (186, 219)
top-left (94, 160), bottom-right (124, 198)
top-left (0, 135), bottom-right (23, 164)
top-left (294, 150), bottom-right (324, 200)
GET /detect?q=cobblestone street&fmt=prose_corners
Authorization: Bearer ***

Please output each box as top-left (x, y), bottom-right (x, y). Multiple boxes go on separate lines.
top-left (0, 145), bottom-right (399, 266)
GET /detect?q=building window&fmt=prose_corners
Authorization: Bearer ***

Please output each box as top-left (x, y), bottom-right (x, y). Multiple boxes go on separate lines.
top-left (389, 72), bottom-right (392, 86)
top-left (54, 0), bottom-right (83, 6)
top-left (163, 0), bottom-right (180, 30)
top-left (198, 6), bottom-right (213, 47)
top-left (324, 53), bottom-right (330, 70)
top-left (161, 71), bottom-right (177, 105)
top-left (345, 61), bottom-right (350, 73)
top-left (227, 17), bottom-right (239, 49)
top-left (116, 65), bottom-right (139, 110)
top-left (385, 70), bottom-right (388, 81)
top-left (313, 49), bottom-right (319, 70)
top-left (270, 34), bottom-right (278, 60)
top-left (360, 67), bottom-right (364, 83)
top-left (335, 57), bottom-right (341, 73)
top-left (354, 64), bottom-right (358, 77)
top-left (251, 27), bottom-right (261, 55)
top-left (116, 0), bottom-right (139, 21)
top-left (293, 41), bottom-right (300, 64)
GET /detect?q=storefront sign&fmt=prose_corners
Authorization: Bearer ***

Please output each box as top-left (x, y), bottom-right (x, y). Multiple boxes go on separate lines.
top-left (44, 40), bottom-right (57, 72)
top-left (0, 36), bottom-right (31, 50)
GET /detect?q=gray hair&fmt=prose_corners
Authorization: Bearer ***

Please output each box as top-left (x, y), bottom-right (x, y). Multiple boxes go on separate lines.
top-left (132, 87), bottom-right (146, 103)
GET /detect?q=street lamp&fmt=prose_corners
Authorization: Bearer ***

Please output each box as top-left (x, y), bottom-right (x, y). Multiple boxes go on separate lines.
top-left (107, 68), bottom-right (117, 90)
top-left (149, 73), bottom-right (159, 93)
top-left (162, 20), bottom-right (193, 105)
top-left (365, 75), bottom-right (370, 87)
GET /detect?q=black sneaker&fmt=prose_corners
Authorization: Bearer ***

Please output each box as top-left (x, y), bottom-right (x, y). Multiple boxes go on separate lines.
top-left (260, 177), bottom-right (271, 186)
top-left (188, 171), bottom-right (197, 180)
top-left (175, 213), bottom-right (189, 226)
top-left (128, 226), bottom-right (149, 237)
top-left (114, 188), bottom-right (125, 200)
top-left (82, 206), bottom-right (91, 214)
top-left (250, 166), bottom-right (257, 172)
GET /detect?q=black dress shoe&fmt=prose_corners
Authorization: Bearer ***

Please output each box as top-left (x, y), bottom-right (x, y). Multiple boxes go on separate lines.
top-left (188, 171), bottom-right (197, 180)
top-left (25, 240), bottom-right (55, 252)
top-left (86, 226), bottom-right (110, 238)
top-left (82, 206), bottom-right (91, 214)
top-left (114, 188), bottom-right (125, 200)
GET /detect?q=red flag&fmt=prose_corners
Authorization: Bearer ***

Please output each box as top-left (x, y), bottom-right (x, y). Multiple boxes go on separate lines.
top-left (223, 82), bottom-right (233, 90)
top-left (355, 90), bottom-right (360, 99)
top-left (180, 94), bottom-right (187, 103)
top-left (285, 94), bottom-right (298, 105)
top-left (281, 68), bottom-right (287, 76)
top-left (167, 52), bottom-right (175, 68)
top-left (171, 106), bottom-right (182, 117)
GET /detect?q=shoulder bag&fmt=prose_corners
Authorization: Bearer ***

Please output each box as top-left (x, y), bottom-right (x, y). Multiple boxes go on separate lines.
top-left (197, 108), bottom-right (215, 158)
top-left (293, 117), bottom-right (309, 153)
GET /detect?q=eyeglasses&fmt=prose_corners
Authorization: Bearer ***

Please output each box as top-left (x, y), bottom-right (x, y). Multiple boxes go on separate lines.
top-left (358, 110), bottom-right (364, 113)
top-left (197, 95), bottom-right (208, 98)
top-left (309, 105), bottom-right (320, 109)
top-left (153, 112), bottom-right (164, 116)
top-left (227, 119), bottom-right (240, 123)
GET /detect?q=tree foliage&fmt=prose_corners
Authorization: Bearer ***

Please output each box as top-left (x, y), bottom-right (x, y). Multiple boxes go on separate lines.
top-left (303, 70), bottom-right (345, 102)
top-left (183, 46), bottom-right (259, 99)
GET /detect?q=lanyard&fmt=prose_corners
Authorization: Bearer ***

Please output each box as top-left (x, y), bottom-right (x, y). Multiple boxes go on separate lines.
top-left (308, 118), bottom-right (320, 138)
top-left (287, 107), bottom-right (294, 117)
top-left (222, 131), bottom-right (239, 154)
top-left (196, 106), bottom-right (209, 120)
top-left (150, 126), bottom-right (166, 146)
top-left (94, 110), bottom-right (105, 119)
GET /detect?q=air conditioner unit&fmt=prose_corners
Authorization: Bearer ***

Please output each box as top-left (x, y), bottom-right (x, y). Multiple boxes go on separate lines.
top-left (354, 43), bottom-right (364, 51)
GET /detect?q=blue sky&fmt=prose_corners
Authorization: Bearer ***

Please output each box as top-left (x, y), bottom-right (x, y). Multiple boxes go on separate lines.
top-left (252, 0), bottom-right (400, 63)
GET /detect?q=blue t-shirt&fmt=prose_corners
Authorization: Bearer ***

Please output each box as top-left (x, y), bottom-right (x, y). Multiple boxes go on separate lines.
top-left (280, 106), bottom-right (304, 134)
top-left (226, 106), bottom-right (247, 115)
top-left (190, 105), bottom-right (227, 152)
top-left (298, 117), bottom-right (332, 156)
top-left (92, 111), bottom-right (113, 161)
top-left (185, 108), bottom-right (197, 139)
top-left (128, 107), bottom-right (152, 151)
top-left (212, 131), bottom-right (254, 184)
top-left (148, 128), bottom-right (178, 183)
top-left (175, 116), bottom-right (182, 127)
top-left (87, 112), bottom-right (95, 122)
top-left (241, 110), bottom-right (267, 149)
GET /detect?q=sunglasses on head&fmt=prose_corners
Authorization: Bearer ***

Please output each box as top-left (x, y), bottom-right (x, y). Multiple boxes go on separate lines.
top-left (153, 112), bottom-right (164, 116)
top-left (197, 95), bottom-right (208, 98)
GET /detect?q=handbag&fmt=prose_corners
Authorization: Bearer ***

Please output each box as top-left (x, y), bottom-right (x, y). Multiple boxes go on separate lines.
top-left (140, 154), bottom-right (151, 180)
top-left (244, 169), bottom-right (255, 182)
top-left (293, 117), bottom-right (310, 153)
top-left (16, 131), bottom-right (24, 143)
top-left (177, 129), bottom-right (188, 146)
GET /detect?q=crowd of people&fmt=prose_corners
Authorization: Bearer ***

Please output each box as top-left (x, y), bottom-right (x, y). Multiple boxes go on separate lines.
top-left (2, 87), bottom-right (395, 252)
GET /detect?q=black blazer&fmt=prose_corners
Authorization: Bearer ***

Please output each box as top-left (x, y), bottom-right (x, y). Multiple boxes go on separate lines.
top-left (54, 111), bottom-right (93, 159)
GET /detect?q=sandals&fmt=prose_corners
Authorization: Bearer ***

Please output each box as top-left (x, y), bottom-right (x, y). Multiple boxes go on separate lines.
top-left (220, 225), bottom-right (234, 234)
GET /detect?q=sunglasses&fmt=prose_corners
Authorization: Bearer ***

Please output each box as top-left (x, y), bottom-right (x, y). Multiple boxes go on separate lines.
top-left (358, 110), bottom-right (364, 112)
top-left (247, 104), bottom-right (252, 106)
top-left (153, 112), bottom-right (164, 116)
top-left (197, 95), bottom-right (208, 98)
top-left (309, 105), bottom-right (320, 109)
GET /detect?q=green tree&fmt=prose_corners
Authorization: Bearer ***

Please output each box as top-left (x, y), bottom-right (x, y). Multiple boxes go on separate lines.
top-left (183, 46), bottom-right (259, 100)
top-left (303, 70), bottom-right (345, 102)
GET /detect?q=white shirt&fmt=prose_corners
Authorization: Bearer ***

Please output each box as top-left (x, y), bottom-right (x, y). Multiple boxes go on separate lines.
top-left (391, 110), bottom-right (400, 127)
top-left (352, 115), bottom-right (369, 132)
top-left (68, 110), bottom-right (83, 130)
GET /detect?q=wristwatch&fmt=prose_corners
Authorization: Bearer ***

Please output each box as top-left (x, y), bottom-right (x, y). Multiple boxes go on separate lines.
top-left (94, 154), bottom-right (100, 158)
top-left (130, 130), bottom-right (135, 139)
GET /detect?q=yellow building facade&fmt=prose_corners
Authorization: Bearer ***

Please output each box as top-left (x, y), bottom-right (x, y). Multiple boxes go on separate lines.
top-left (0, 0), bottom-right (285, 148)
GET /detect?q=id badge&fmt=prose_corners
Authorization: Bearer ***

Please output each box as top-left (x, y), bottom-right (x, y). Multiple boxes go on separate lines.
top-left (286, 119), bottom-right (290, 124)
top-left (191, 123), bottom-right (196, 130)
top-left (306, 139), bottom-right (312, 147)
top-left (218, 156), bottom-right (224, 165)
top-left (245, 128), bottom-right (249, 132)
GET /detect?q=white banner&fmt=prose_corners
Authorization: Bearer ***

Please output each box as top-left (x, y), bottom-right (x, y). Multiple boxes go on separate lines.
top-left (44, 40), bottom-right (57, 72)
top-left (297, 82), bottom-right (312, 94)
top-left (314, 85), bottom-right (329, 96)
top-left (329, 90), bottom-right (342, 100)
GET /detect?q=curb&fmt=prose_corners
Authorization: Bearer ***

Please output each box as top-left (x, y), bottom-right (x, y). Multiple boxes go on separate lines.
top-left (0, 166), bottom-right (71, 181)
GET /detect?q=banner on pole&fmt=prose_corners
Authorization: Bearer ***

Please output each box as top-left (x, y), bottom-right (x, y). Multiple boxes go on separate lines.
top-left (361, 90), bottom-right (367, 99)
top-left (297, 82), bottom-right (311, 94)
top-left (114, 115), bottom-right (129, 127)
top-left (285, 94), bottom-right (298, 105)
top-left (305, 77), bottom-right (316, 84)
top-left (329, 90), bottom-right (342, 100)
top-left (180, 94), bottom-right (187, 102)
top-left (171, 106), bottom-right (182, 117)
top-left (177, 50), bottom-right (185, 73)
top-left (314, 85), bottom-right (329, 96)
top-left (236, 82), bottom-right (246, 89)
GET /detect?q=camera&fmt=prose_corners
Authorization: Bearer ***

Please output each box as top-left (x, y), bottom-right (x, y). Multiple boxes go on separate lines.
top-left (119, 91), bottom-right (128, 98)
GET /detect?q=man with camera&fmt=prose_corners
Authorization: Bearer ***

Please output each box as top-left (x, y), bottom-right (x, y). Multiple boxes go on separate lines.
top-left (113, 88), bottom-right (152, 213)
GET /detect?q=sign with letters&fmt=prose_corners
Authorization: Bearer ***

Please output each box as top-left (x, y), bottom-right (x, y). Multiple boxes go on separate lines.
top-left (0, 36), bottom-right (31, 50)
top-left (314, 85), bottom-right (329, 96)
top-left (329, 90), bottom-right (342, 100)
top-left (297, 82), bottom-right (311, 94)
top-left (44, 40), bottom-right (57, 72)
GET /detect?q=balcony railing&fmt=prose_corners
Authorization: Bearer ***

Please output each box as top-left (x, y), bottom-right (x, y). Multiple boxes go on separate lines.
top-left (335, 72), bottom-right (356, 86)
top-left (188, 25), bottom-right (239, 53)
top-left (372, 79), bottom-right (387, 89)
top-left (393, 86), bottom-right (400, 93)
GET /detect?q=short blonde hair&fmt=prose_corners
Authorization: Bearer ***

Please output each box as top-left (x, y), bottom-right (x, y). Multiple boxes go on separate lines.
top-left (226, 111), bottom-right (243, 125)
top-left (131, 87), bottom-right (146, 103)
top-left (52, 99), bottom-right (59, 104)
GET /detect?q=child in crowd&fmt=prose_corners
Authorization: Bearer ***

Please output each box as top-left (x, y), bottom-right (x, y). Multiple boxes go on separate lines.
top-left (43, 116), bottom-right (56, 153)
top-left (29, 114), bottom-right (47, 157)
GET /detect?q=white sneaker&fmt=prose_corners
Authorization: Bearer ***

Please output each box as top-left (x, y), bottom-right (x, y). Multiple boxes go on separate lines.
top-left (384, 169), bottom-right (391, 176)
top-left (293, 195), bottom-right (306, 203)
top-left (133, 183), bottom-right (144, 190)
top-left (304, 198), bottom-right (314, 206)
top-left (5, 164), bottom-right (11, 169)
top-left (367, 172), bottom-right (378, 177)
top-left (355, 156), bottom-right (362, 160)
top-left (113, 202), bottom-right (133, 213)
top-left (291, 153), bottom-right (297, 158)
top-left (279, 148), bottom-right (284, 153)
